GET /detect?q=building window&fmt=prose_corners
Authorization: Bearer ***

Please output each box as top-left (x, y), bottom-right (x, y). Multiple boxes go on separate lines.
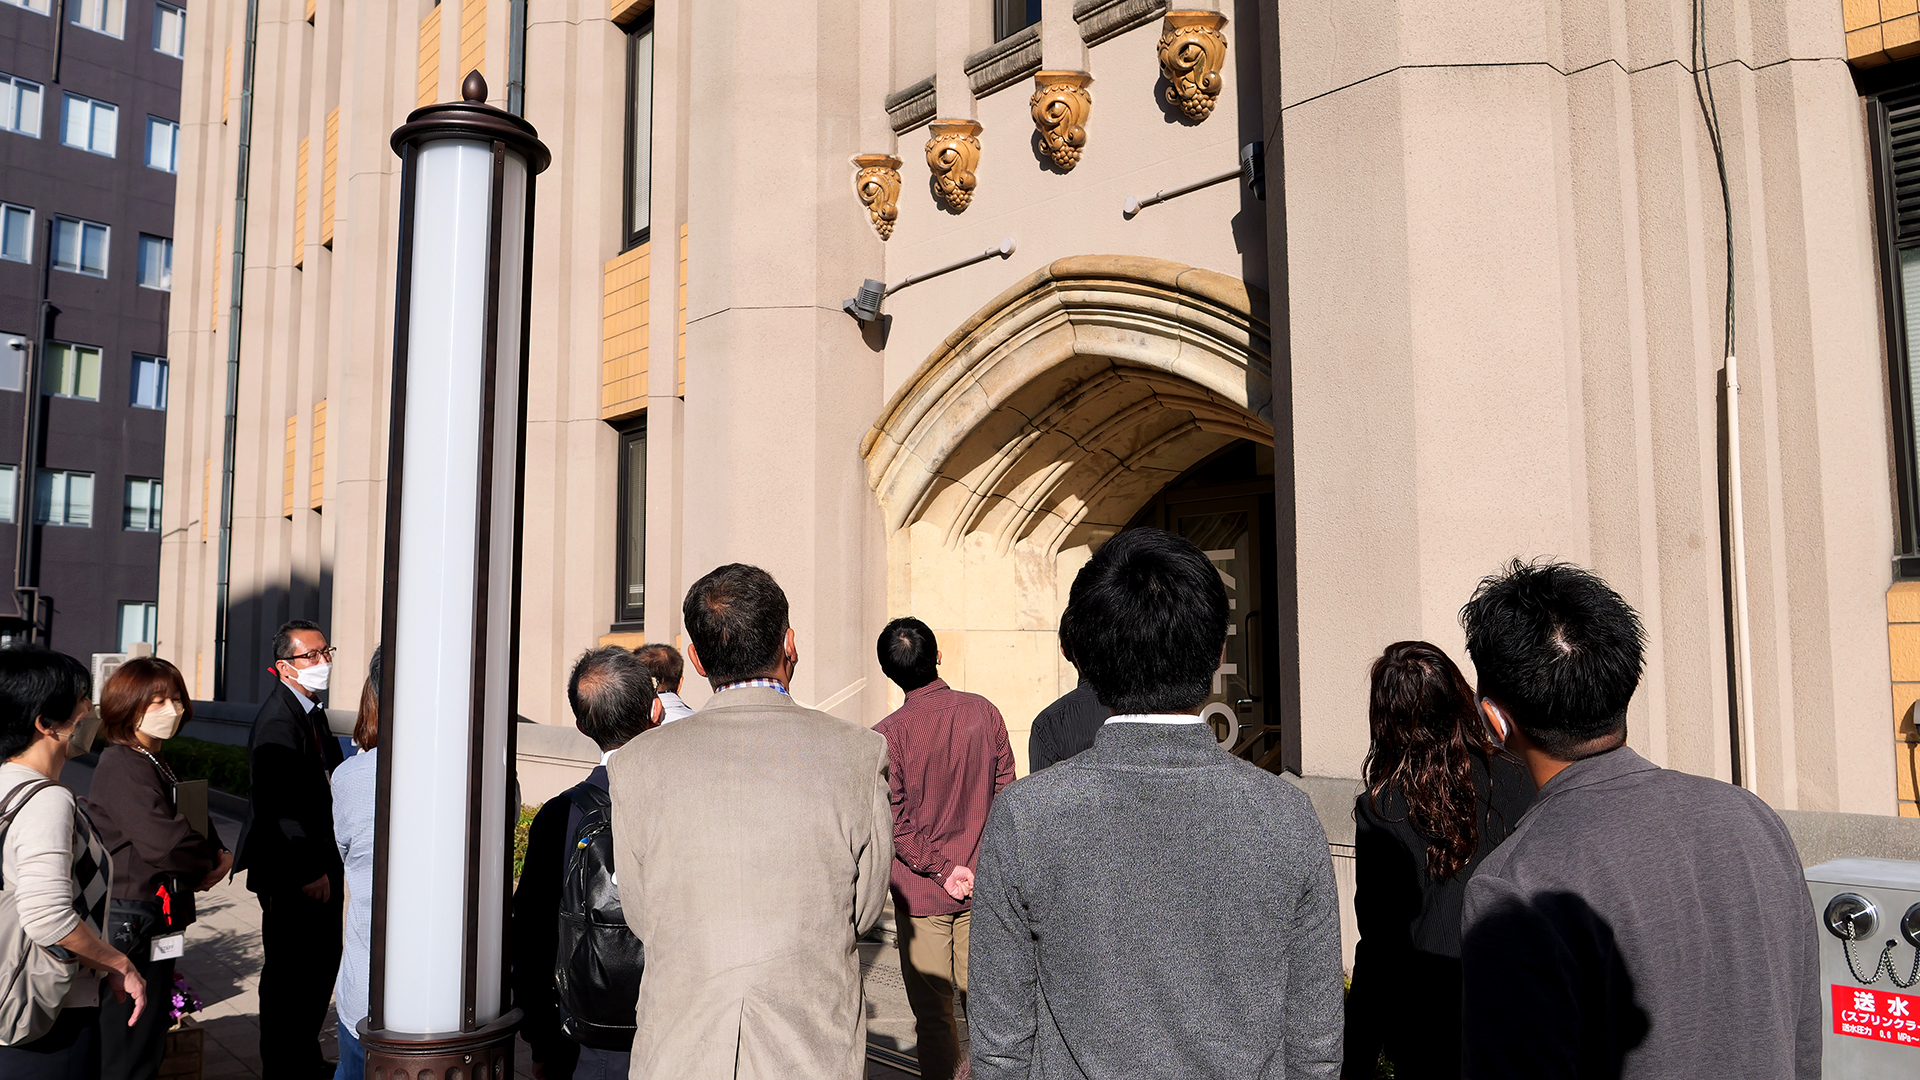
top-left (137, 234), bottom-right (171, 290)
top-left (69, 0), bottom-right (125, 38)
top-left (0, 0), bottom-right (53, 15)
top-left (61, 93), bottom-right (117, 156)
top-left (994, 0), bottom-right (1039, 40)
top-left (623, 19), bottom-right (653, 250)
top-left (131, 354), bottom-right (167, 408)
top-left (45, 342), bottom-right (101, 400)
top-left (1, 72), bottom-right (43, 138)
top-left (124, 477), bottom-right (161, 531)
top-left (36, 469), bottom-right (92, 527)
top-left (614, 421), bottom-right (646, 625)
top-left (1871, 84), bottom-right (1920, 570)
top-left (1, 204), bottom-right (32, 262)
top-left (0, 465), bottom-right (13, 523)
top-left (117, 601), bottom-right (157, 652)
top-left (53, 217), bottom-right (109, 277)
top-left (0, 336), bottom-right (22, 391)
top-left (145, 116), bottom-right (178, 172)
top-left (152, 2), bottom-right (185, 57)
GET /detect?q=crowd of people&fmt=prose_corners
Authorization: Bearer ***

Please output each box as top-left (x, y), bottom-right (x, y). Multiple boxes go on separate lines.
top-left (0, 527), bottom-right (1825, 1079)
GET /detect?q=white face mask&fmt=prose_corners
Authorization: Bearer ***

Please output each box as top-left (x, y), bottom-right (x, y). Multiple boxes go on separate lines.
top-left (291, 661), bottom-right (331, 693)
top-left (138, 700), bottom-right (184, 741)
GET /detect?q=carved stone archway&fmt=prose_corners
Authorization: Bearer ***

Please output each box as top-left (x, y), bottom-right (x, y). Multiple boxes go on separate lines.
top-left (862, 255), bottom-right (1273, 555)
top-left (861, 256), bottom-right (1272, 771)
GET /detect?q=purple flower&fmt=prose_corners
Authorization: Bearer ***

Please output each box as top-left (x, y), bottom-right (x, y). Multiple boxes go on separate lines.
top-left (169, 973), bottom-right (203, 1021)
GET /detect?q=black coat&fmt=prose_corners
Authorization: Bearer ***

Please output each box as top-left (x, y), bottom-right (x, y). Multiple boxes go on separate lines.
top-left (1026, 680), bottom-right (1109, 772)
top-left (510, 764), bottom-right (610, 1075)
top-left (233, 681), bottom-right (344, 895)
top-left (1342, 747), bottom-right (1533, 1080)
top-left (87, 744), bottom-right (225, 901)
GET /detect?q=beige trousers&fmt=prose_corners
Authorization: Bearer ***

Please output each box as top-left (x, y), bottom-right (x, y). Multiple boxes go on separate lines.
top-left (897, 910), bottom-right (970, 1080)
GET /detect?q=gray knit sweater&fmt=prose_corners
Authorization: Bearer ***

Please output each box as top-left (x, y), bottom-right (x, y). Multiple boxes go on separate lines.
top-left (969, 722), bottom-right (1344, 1079)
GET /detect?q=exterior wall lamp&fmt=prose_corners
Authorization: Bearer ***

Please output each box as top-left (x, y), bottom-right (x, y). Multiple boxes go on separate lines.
top-left (364, 70), bottom-right (551, 1076)
top-left (843, 236), bottom-right (1016, 323)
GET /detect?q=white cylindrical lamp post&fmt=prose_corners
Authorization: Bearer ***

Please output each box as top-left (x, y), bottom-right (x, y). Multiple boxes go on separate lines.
top-left (364, 71), bottom-right (549, 1076)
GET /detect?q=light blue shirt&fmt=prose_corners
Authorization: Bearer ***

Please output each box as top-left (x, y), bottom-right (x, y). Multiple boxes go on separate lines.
top-left (330, 748), bottom-right (377, 1030)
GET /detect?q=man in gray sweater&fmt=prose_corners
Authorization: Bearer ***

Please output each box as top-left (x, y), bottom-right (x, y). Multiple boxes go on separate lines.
top-left (969, 528), bottom-right (1344, 1079)
top-left (1459, 560), bottom-right (1820, 1079)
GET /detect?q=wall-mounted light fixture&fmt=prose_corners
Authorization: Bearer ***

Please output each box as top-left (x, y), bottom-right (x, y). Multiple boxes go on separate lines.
top-left (364, 70), bottom-right (550, 1077)
top-left (1124, 142), bottom-right (1263, 217)
top-left (843, 237), bottom-right (1016, 324)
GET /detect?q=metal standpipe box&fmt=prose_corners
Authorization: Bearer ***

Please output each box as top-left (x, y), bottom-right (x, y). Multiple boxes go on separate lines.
top-left (1807, 858), bottom-right (1920, 1077)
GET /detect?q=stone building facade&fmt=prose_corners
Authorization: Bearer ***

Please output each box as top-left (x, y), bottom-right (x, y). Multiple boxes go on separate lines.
top-left (157, 0), bottom-right (1920, 818)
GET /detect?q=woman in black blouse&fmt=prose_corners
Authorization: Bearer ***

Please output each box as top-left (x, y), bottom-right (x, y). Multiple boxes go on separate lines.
top-left (87, 658), bottom-right (231, 1080)
top-left (1342, 641), bottom-right (1533, 1080)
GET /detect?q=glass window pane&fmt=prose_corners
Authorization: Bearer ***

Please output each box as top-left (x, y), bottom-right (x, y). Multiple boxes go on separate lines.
top-left (91, 101), bottom-right (115, 154)
top-left (77, 347), bottom-right (100, 399)
top-left (67, 472), bottom-right (91, 526)
top-left (0, 340), bottom-right (20, 391)
top-left (1, 80), bottom-right (14, 132)
top-left (628, 27), bottom-right (652, 240)
top-left (18, 81), bottom-right (39, 138)
top-left (62, 95), bottom-right (86, 147)
top-left (45, 343), bottom-right (69, 394)
top-left (0, 466), bottom-right (13, 524)
top-left (619, 428), bottom-right (646, 621)
top-left (53, 218), bottom-right (75, 269)
top-left (36, 470), bottom-right (59, 524)
top-left (1, 206), bottom-right (28, 261)
top-left (82, 223), bottom-right (106, 275)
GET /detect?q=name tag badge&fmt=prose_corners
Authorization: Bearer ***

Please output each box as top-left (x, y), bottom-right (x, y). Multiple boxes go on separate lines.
top-left (149, 933), bottom-right (185, 961)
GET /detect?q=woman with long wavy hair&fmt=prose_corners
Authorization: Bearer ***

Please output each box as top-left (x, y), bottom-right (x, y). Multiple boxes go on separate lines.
top-left (1341, 641), bottom-right (1533, 1080)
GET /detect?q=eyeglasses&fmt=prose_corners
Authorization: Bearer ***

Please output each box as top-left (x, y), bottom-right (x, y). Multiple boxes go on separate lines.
top-left (282, 646), bottom-right (335, 665)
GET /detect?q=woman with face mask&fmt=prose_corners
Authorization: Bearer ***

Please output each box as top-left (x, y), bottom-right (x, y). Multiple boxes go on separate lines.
top-left (0, 646), bottom-right (146, 1078)
top-left (84, 657), bottom-right (231, 1080)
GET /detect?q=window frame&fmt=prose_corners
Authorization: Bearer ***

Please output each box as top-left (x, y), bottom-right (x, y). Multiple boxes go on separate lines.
top-left (52, 216), bottom-right (109, 278)
top-left (0, 334), bottom-right (22, 393)
top-left (60, 92), bottom-right (117, 156)
top-left (993, 0), bottom-right (1040, 42)
top-left (69, 0), bottom-right (126, 39)
top-left (137, 234), bottom-right (171, 290)
top-left (0, 204), bottom-right (33, 263)
top-left (621, 16), bottom-right (655, 253)
top-left (0, 465), bottom-right (14, 524)
top-left (151, 2), bottom-right (185, 57)
top-left (117, 601), bottom-right (158, 652)
top-left (0, 0), bottom-right (53, 16)
top-left (1, 72), bottom-right (44, 138)
top-left (613, 418), bottom-right (647, 628)
top-left (36, 468), bottom-right (94, 527)
top-left (145, 115), bottom-right (178, 172)
top-left (44, 341), bottom-right (102, 401)
top-left (130, 354), bottom-right (167, 409)
top-left (123, 476), bottom-right (161, 532)
top-left (1869, 81), bottom-right (1920, 576)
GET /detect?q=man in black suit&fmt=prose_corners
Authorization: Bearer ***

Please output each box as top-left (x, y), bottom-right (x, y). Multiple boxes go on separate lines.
top-left (234, 619), bottom-right (344, 1079)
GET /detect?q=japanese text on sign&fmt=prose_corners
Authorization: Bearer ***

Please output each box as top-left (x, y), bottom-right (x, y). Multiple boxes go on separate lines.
top-left (1833, 984), bottom-right (1920, 1047)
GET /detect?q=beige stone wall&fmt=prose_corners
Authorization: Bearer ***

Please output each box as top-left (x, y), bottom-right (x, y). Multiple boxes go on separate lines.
top-left (1276, 0), bottom-right (1897, 811)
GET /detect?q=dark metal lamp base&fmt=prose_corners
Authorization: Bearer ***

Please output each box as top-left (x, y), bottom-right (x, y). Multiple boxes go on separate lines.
top-left (361, 1010), bottom-right (521, 1080)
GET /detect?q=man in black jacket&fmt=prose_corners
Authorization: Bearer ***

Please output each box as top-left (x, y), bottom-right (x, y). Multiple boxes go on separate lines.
top-left (234, 620), bottom-right (344, 1080)
top-left (512, 647), bottom-right (657, 1080)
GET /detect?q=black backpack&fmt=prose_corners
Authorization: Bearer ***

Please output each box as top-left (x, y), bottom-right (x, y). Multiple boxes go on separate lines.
top-left (553, 782), bottom-right (644, 1050)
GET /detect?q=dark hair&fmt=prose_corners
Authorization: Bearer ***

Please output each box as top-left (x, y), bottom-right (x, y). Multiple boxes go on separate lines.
top-left (1459, 559), bottom-right (1646, 760)
top-left (1363, 642), bottom-right (1499, 882)
top-left (0, 647), bottom-right (92, 759)
top-left (877, 617), bottom-right (939, 692)
top-left (632, 643), bottom-right (684, 693)
top-left (1060, 528), bottom-right (1228, 714)
top-left (272, 620), bottom-right (325, 662)
top-left (681, 564), bottom-right (790, 686)
top-left (354, 647), bottom-right (383, 752)
top-left (566, 646), bottom-right (658, 751)
top-left (99, 657), bottom-right (192, 747)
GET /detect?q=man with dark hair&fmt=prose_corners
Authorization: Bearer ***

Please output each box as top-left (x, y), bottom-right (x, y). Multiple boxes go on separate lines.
top-left (1025, 613), bottom-right (1108, 771)
top-left (513, 647), bottom-right (657, 1080)
top-left (633, 643), bottom-right (694, 722)
top-left (872, 617), bottom-right (1014, 1080)
top-left (607, 564), bottom-right (892, 1078)
top-left (233, 619), bottom-right (343, 1079)
top-left (1458, 560), bottom-right (1819, 1080)
top-left (969, 529), bottom-right (1343, 1079)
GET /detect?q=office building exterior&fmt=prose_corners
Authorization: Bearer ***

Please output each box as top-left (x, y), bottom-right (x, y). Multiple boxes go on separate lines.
top-left (0, 0), bottom-right (184, 659)
top-left (157, 0), bottom-right (1920, 823)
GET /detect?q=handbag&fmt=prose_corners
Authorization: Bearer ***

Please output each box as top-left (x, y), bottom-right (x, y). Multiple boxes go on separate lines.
top-left (107, 877), bottom-right (193, 962)
top-left (0, 779), bottom-right (81, 1046)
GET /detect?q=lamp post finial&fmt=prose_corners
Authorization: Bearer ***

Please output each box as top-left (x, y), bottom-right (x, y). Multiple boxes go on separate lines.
top-left (462, 70), bottom-right (487, 103)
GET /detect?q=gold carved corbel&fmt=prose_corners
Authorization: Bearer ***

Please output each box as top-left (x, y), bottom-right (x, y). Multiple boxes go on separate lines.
top-left (926, 119), bottom-right (984, 212)
top-left (1030, 71), bottom-right (1093, 171)
top-left (1158, 11), bottom-right (1228, 122)
top-left (852, 154), bottom-right (903, 239)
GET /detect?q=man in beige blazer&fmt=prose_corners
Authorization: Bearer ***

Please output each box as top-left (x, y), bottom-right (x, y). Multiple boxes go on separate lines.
top-left (608, 563), bottom-right (892, 1079)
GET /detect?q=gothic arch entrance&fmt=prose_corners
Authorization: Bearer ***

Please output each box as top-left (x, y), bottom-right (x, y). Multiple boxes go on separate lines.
top-left (862, 256), bottom-right (1278, 772)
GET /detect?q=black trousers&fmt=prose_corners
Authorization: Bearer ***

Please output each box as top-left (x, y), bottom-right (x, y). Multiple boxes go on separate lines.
top-left (257, 884), bottom-right (344, 1078)
top-left (0, 1005), bottom-right (101, 1079)
top-left (100, 955), bottom-right (174, 1080)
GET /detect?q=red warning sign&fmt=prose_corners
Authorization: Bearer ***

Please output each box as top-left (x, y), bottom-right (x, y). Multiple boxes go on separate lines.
top-left (1833, 984), bottom-right (1920, 1046)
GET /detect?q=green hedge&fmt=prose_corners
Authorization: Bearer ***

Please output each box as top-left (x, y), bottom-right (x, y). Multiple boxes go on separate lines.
top-left (164, 736), bottom-right (251, 797)
top-left (514, 804), bottom-right (539, 883)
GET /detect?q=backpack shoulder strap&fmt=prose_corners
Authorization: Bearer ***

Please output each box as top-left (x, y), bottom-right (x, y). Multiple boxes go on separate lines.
top-left (562, 781), bottom-right (612, 816)
top-left (0, 780), bottom-right (60, 891)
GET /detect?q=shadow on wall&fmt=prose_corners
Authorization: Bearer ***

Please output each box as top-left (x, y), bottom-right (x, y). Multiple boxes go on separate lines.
top-left (221, 576), bottom-right (327, 703)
